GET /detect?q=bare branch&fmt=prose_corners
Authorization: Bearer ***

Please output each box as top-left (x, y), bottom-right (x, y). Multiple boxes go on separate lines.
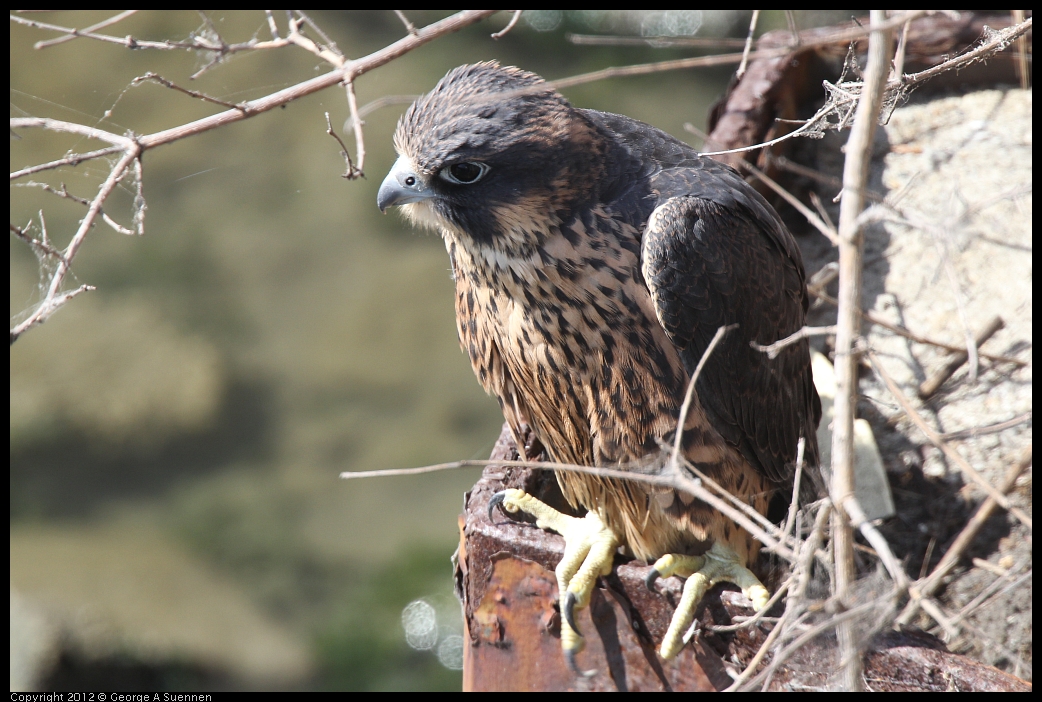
top-left (899, 17), bottom-right (1033, 88)
top-left (830, 11), bottom-right (893, 690)
top-left (11, 11), bottom-right (499, 342)
top-left (32, 9), bottom-right (138, 49)
top-left (9, 284), bottom-right (95, 345)
top-left (9, 117), bottom-right (133, 148)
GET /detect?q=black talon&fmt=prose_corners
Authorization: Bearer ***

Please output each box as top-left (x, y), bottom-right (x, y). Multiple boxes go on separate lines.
top-left (487, 490), bottom-right (508, 521)
top-left (645, 569), bottom-right (662, 592)
top-left (565, 647), bottom-right (596, 678)
top-left (563, 590), bottom-right (582, 638)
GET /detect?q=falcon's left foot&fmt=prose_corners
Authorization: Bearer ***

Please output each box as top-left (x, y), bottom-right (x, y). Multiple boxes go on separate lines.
top-left (645, 542), bottom-right (770, 660)
top-left (489, 488), bottom-right (619, 674)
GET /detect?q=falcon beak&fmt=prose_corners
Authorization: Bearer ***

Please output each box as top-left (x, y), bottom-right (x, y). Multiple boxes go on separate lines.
top-left (377, 156), bottom-right (434, 212)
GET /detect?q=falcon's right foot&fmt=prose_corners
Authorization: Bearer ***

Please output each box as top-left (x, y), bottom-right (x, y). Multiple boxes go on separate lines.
top-left (489, 488), bottom-right (619, 674)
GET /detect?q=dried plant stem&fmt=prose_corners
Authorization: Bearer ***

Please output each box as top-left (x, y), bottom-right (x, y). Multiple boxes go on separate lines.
top-left (830, 10), bottom-right (893, 691)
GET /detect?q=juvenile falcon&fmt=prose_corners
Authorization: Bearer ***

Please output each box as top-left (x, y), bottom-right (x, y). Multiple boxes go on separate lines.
top-left (377, 62), bottom-right (821, 665)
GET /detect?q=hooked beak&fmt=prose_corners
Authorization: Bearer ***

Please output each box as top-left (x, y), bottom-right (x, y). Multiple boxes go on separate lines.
top-left (377, 156), bottom-right (434, 212)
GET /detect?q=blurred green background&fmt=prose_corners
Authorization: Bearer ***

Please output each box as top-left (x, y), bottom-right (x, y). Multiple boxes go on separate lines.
top-left (11, 10), bottom-right (849, 691)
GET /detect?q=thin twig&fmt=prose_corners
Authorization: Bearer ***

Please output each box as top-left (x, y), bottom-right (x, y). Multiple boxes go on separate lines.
top-left (867, 351), bottom-right (1031, 529)
top-left (842, 496), bottom-right (908, 590)
top-left (9, 117), bottom-right (133, 148)
top-left (341, 456), bottom-right (797, 561)
top-left (731, 156), bottom-right (840, 244)
top-left (898, 446), bottom-right (1031, 626)
top-left (394, 10), bottom-right (419, 36)
top-left (750, 597), bottom-right (885, 691)
top-left (937, 412), bottom-right (1032, 442)
top-left (343, 79), bottom-right (366, 178)
top-left (9, 284), bottom-right (95, 345)
top-left (33, 10), bottom-right (138, 49)
top-left (281, 14), bottom-right (345, 68)
top-left (133, 72), bottom-right (249, 113)
top-left (890, 12), bottom-right (913, 80)
top-left (899, 17), bottom-right (1033, 88)
top-left (264, 9), bottom-right (280, 39)
top-left (11, 220), bottom-right (68, 264)
top-left (950, 566), bottom-right (1031, 628)
top-left (752, 326), bottom-right (837, 359)
top-left (742, 501), bottom-right (831, 691)
top-left (346, 94), bottom-right (419, 129)
top-left (10, 145), bottom-right (125, 181)
top-left (704, 577), bottom-right (792, 633)
top-left (736, 10), bottom-right (760, 80)
top-left (783, 437), bottom-right (806, 540)
top-left (919, 316), bottom-right (1005, 398)
top-left (671, 324), bottom-right (734, 466)
top-left (295, 10), bottom-right (340, 55)
top-left (491, 10), bottom-right (522, 40)
top-left (14, 181), bottom-right (134, 235)
top-left (324, 112), bottom-right (357, 180)
top-left (811, 289), bottom-right (1027, 367)
top-left (14, 12), bottom-right (284, 53)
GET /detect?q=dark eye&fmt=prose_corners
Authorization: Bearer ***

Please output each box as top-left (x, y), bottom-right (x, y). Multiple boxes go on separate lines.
top-left (439, 161), bottom-right (489, 185)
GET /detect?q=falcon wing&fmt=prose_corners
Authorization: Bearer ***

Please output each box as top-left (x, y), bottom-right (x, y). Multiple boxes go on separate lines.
top-left (640, 168), bottom-right (821, 485)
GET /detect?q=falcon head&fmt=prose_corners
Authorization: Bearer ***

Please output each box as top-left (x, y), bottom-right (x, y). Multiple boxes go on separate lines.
top-left (377, 62), bottom-right (613, 254)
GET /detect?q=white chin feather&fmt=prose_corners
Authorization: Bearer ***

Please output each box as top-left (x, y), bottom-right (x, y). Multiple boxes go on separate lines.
top-left (401, 201), bottom-right (450, 236)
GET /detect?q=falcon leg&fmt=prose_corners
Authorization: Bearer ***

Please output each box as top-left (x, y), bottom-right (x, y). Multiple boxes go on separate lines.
top-left (489, 488), bottom-right (619, 672)
top-left (646, 542), bottom-right (770, 660)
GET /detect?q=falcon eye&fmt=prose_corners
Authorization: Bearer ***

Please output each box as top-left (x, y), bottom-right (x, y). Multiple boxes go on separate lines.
top-left (440, 161), bottom-right (489, 185)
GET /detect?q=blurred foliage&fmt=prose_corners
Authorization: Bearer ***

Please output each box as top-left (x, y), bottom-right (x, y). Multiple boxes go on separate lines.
top-left (315, 546), bottom-right (462, 691)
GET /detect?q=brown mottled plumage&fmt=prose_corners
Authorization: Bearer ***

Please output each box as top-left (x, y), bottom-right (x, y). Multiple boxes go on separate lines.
top-left (378, 62), bottom-right (821, 658)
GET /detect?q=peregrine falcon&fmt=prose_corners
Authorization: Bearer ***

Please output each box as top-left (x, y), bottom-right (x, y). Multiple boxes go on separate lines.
top-left (377, 62), bottom-right (821, 666)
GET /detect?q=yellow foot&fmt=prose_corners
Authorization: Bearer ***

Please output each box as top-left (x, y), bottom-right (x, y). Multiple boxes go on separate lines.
top-left (645, 542), bottom-right (770, 660)
top-left (489, 488), bottom-right (619, 674)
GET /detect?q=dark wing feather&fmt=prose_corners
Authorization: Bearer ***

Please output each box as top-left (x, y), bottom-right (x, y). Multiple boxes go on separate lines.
top-left (640, 169), bottom-right (821, 486)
